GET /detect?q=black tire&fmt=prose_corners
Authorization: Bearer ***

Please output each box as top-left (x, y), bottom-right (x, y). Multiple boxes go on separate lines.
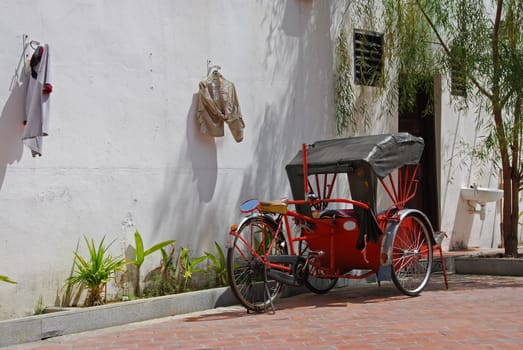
top-left (304, 265), bottom-right (338, 294)
top-left (227, 216), bottom-right (288, 312)
top-left (391, 213), bottom-right (433, 296)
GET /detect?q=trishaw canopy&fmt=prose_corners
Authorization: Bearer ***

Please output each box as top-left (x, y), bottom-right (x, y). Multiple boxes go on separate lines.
top-left (285, 132), bottom-right (424, 180)
top-left (285, 133), bottom-right (425, 249)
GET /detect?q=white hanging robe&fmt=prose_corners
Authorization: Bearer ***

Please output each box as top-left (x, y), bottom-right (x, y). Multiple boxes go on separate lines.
top-left (23, 44), bottom-right (52, 157)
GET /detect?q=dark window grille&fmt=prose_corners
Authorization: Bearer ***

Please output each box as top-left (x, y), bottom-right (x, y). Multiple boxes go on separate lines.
top-left (354, 30), bottom-right (384, 86)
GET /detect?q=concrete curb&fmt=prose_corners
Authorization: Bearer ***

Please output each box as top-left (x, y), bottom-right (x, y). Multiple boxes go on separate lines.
top-left (454, 256), bottom-right (523, 276)
top-left (453, 246), bottom-right (523, 276)
top-left (0, 287), bottom-right (238, 347)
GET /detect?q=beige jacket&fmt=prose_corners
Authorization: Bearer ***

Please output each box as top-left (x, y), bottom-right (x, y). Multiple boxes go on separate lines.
top-left (196, 73), bottom-right (245, 142)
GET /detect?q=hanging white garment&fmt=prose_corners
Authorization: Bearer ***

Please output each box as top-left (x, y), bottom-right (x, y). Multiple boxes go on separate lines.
top-left (23, 44), bottom-right (52, 157)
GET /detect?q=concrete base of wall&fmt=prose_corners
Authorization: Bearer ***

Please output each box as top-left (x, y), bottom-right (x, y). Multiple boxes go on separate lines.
top-left (0, 284), bottom-right (314, 347)
top-left (0, 287), bottom-right (238, 347)
top-left (454, 256), bottom-right (523, 276)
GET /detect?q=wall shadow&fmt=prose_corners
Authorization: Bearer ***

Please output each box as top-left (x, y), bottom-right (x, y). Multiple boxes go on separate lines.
top-left (239, 1), bottom-right (335, 203)
top-left (186, 93), bottom-right (218, 203)
top-left (0, 78), bottom-right (27, 190)
top-left (152, 93), bottom-right (218, 242)
top-left (281, 0), bottom-right (312, 37)
top-left (153, 1), bottom-right (334, 250)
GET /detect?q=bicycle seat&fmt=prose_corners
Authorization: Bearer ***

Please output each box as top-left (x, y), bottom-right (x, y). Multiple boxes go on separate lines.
top-left (259, 199), bottom-right (288, 214)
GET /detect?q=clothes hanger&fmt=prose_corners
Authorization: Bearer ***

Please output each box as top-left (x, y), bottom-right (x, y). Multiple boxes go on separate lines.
top-left (207, 65), bottom-right (221, 78)
top-left (206, 60), bottom-right (221, 77)
top-left (9, 35), bottom-right (40, 90)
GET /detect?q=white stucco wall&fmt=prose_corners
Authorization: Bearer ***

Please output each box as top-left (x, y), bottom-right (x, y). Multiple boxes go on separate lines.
top-left (437, 79), bottom-right (504, 251)
top-left (0, 0), bottom-right (513, 321)
top-left (0, 0), bottom-right (345, 319)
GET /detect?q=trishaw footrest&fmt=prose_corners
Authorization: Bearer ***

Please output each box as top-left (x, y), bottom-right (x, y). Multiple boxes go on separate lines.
top-left (268, 255), bottom-right (301, 265)
top-left (267, 269), bottom-right (301, 287)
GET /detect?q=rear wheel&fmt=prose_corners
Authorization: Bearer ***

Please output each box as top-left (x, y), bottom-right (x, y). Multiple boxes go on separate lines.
top-left (227, 216), bottom-right (288, 312)
top-left (391, 213), bottom-right (433, 296)
top-left (299, 240), bottom-right (338, 294)
top-left (305, 265), bottom-right (338, 294)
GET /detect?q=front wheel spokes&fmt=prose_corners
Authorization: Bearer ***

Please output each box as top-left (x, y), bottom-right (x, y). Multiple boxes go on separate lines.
top-left (391, 214), bottom-right (433, 296)
top-left (394, 227), bottom-right (420, 253)
top-left (237, 268), bottom-right (265, 305)
top-left (227, 216), bottom-right (287, 312)
top-left (393, 252), bottom-right (417, 272)
top-left (394, 244), bottom-right (427, 277)
top-left (393, 224), bottom-right (426, 270)
top-left (234, 257), bottom-right (262, 285)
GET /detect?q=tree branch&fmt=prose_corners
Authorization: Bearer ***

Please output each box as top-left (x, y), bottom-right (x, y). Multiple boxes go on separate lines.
top-left (492, 0), bottom-right (509, 155)
top-left (492, 0), bottom-right (503, 101)
top-left (513, 95), bottom-right (522, 188)
top-left (414, 0), bottom-right (493, 100)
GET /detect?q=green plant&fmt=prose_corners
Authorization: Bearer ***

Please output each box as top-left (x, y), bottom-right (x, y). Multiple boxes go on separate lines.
top-left (129, 230), bottom-right (175, 297)
top-left (0, 275), bottom-right (16, 284)
top-left (142, 244), bottom-right (179, 297)
top-left (177, 248), bottom-right (207, 292)
top-left (160, 245), bottom-right (177, 291)
top-left (67, 235), bottom-right (126, 306)
top-left (34, 295), bottom-right (45, 315)
top-left (335, 29), bottom-right (356, 135)
top-left (335, 28), bottom-right (356, 135)
top-left (205, 242), bottom-right (228, 287)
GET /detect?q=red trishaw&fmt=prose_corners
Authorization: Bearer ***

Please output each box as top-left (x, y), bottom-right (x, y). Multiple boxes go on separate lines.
top-left (226, 133), bottom-right (439, 312)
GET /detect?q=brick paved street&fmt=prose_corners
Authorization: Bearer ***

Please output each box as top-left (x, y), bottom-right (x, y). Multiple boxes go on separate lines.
top-left (7, 273), bottom-right (523, 350)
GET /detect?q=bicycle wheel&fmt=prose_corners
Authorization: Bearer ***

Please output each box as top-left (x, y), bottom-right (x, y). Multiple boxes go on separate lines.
top-left (227, 216), bottom-right (288, 312)
top-left (298, 234), bottom-right (338, 294)
top-left (304, 265), bottom-right (338, 294)
top-left (391, 213), bottom-right (433, 296)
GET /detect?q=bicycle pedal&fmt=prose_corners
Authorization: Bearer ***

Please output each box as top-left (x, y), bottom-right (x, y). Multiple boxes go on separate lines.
top-left (307, 250), bottom-right (324, 257)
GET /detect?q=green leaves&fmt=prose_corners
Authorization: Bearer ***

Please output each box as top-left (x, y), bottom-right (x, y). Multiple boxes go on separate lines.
top-left (180, 248), bottom-right (206, 277)
top-left (335, 29), bottom-right (356, 135)
top-left (134, 231), bottom-right (145, 267)
top-left (130, 230), bottom-right (175, 269)
top-left (129, 230), bottom-right (175, 297)
top-left (205, 242), bottom-right (228, 287)
top-left (67, 235), bottom-right (125, 306)
top-left (179, 247), bottom-right (206, 292)
top-left (0, 275), bottom-right (16, 284)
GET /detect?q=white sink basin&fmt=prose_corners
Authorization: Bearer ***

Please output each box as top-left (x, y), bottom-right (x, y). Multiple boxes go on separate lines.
top-left (460, 187), bottom-right (503, 205)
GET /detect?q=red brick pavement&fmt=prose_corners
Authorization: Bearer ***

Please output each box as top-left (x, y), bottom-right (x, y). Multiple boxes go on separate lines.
top-left (7, 274), bottom-right (523, 350)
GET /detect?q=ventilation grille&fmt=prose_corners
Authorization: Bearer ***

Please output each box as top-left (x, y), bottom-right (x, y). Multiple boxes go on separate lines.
top-left (354, 30), bottom-right (384, 86)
